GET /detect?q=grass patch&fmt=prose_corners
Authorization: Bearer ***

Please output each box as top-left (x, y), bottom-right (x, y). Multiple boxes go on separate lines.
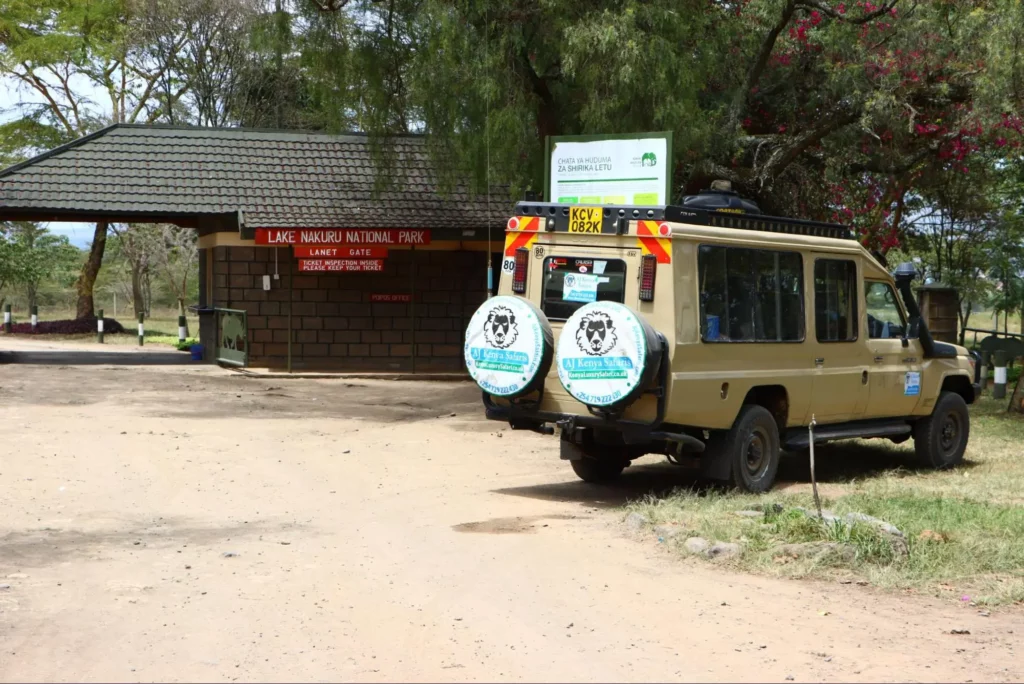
top-left (628, 397), bottom-right (1024, 605)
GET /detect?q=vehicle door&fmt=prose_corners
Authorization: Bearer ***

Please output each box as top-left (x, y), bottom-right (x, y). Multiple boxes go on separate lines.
top-left (807, 256), bottom-right (870, 422)
top-left (863, 280), bottom-right (924, 417)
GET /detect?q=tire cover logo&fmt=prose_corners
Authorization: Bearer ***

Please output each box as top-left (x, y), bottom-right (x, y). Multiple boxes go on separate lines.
top-left (557, 302), bottom-right (648, 407)
top-left (465, 296), bottom-right (545, 397)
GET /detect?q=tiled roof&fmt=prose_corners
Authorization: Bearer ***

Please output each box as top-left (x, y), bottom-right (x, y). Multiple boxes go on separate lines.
top-left (0, 125), bottom-right (512, 229)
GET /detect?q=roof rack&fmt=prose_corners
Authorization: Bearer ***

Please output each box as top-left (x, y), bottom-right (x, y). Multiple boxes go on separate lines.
top-left (512, 201), bottom-right (855, 241)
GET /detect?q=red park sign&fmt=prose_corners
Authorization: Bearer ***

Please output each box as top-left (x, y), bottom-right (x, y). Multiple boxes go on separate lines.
top-left (298, 259), bottom-right (385, 272)
top-left (255, 229), bottom-right (430, 246)
top-left (293, 246), bottom-right (388, 259)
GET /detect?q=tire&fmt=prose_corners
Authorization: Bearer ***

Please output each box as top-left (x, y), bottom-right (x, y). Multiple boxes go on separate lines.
top-left (702, 405), bottom-right (781, 493)
top-left (913, 391), bottom-right (969, 469)
top-left (569, 457), bottom-right (627, 483)
top-left (561, 435), bottom-right (628, 483)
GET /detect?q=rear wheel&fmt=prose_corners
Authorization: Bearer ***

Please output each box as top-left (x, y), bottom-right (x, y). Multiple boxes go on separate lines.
top-left (561, 436), bottom-right (629, 483)
top-left (569, 457), bottom-right (627, 483)
top-left (702, 405), bottom-right (781, 493)
top-left (914, 391), bottom-right (969, 469)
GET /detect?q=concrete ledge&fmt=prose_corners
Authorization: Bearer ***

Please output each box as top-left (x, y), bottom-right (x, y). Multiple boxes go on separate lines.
top-left (226, 367), bottom-right (471, 382)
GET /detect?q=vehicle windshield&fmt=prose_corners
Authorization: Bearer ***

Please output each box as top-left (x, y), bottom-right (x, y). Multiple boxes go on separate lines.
top-left (541, 256), bottom-right (626, 320)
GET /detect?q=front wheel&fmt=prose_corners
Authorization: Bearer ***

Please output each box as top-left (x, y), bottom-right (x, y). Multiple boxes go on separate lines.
top-left (913, 391), bottom-right (969, 469)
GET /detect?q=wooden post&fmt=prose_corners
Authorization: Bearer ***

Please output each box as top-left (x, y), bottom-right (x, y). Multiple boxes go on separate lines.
top-left (138, 312), bottom-right (145, 346)
top-left (3, 303), bottom-right (11, 333)
top-left (97, 309), bottom-right (105, 344)
top-left (30, 305), bottom-right (38, 331)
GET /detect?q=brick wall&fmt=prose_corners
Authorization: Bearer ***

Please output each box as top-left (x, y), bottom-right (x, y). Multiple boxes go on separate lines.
top-left (211, 246), bottom-right (488, 371)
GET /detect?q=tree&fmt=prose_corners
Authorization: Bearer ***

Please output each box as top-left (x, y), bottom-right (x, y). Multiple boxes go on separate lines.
top-left (107, 224), bottom-right (163, 317)
top-left (0, 0), bottom-right (195, 319)
top-left (0, 222), bottom-right (80, 310)
top-left (152, 224), bottom-right (199, 334)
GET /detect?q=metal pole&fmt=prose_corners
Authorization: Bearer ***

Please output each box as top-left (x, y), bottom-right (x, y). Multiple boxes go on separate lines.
top-left (809, 414), bottom-right (822, 520)
top-left (287, 247), bottom-right (293, 373)
top-left (410, 245), bottom-right (417, 374)
top-left (178, 314), bottom-right (187, 343)
top-left (993, 350), bottom-right (1009, 400)
top-left (3, 304), bottom-right (11, 334)
top-left (138, 312), bottom-right (145, 346)
top-left (97, 309), bottom-right (105, 344)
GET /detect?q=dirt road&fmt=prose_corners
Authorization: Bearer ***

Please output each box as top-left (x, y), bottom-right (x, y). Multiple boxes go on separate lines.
top-left (1, 356), bottom-right (1021, 682)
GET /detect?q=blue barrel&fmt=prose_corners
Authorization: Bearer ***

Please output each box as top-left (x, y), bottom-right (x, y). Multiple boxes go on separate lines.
top-left (190, 343), bottom-right (205, 361)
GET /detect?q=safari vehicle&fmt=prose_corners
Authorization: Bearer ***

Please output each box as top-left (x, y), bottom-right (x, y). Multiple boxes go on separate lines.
top-left (463, 183), bottom-right (981, 492)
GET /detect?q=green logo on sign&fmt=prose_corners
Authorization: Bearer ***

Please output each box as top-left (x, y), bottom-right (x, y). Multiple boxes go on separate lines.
top-left (641, 152), bottom-right (657, 167)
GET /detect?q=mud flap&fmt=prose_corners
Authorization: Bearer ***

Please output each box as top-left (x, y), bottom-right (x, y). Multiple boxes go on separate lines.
top-left (698, 435), bottom-right (731, 481)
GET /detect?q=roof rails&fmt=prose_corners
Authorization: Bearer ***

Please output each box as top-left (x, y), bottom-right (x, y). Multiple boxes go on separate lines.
top-left (512, 201), bottom-right (854, 241)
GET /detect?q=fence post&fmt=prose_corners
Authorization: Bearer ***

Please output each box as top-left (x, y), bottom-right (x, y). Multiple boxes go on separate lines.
top-left (30, 305), bottom-right (38, 331)
top-left (97, 308), bottom-right (104, 344)
top-left (178, 314), bottom-right (187, 344)
top-left (138, 312), bottom-right (145, 346)
top-left (3, 304), bottom-right (10, 334)
top-left (979, 351), bottom-right (990, 395)
top-left (993, 350), bottom-right (1008, 400)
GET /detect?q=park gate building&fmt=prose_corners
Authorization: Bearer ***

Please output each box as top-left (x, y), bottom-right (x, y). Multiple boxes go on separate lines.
top-left (0, 125), bottom-right (510, 372)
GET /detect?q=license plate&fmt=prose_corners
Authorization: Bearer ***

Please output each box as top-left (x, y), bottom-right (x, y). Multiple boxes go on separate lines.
top-left (568, 207), bottom-right (602, 233)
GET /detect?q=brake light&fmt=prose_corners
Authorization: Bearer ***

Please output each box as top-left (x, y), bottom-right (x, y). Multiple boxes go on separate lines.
top-left (639, 254), bottom-right (657, 302)
top-left (512, 247), bottom-right (529, 294)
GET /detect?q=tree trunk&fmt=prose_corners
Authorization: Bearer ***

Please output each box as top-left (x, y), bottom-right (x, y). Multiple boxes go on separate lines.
top-left (26, 281), bottom-right (38, 311)
top-left (74, 222), bottom-right (108, 319)
top-left (131, 266), bottom-right (146, 317)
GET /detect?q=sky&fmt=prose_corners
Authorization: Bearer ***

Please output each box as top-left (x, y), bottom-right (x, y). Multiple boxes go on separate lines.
top-left (1, 75), bottom-right (102, 249)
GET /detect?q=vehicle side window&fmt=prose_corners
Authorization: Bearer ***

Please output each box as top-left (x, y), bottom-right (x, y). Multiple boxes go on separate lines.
top-left (814, 259), bottom-right (858, 342)
top-left (698, 245), bottom-right (804, 342)
top-left (864, 281), bottom-right (907, 339)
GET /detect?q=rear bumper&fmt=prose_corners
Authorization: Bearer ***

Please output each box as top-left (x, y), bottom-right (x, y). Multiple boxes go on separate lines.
top-left (482, 392), bottom-right (704, 453)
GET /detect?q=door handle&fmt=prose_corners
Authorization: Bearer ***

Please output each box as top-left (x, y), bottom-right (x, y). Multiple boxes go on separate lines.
top-left (874, 356), bottom-right (884, 363)
top-left (814, 357), bottom-right (824, 366)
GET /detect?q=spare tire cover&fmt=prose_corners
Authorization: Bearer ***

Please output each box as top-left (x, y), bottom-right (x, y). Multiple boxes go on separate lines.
top-left (464, 295), bottom-right (554, 398)
top-left (556, 301), bottom-right (662, 409)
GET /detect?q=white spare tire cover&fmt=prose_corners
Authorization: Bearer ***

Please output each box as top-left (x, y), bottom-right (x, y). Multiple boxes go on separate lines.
top-left (464, 295), bottom-right (554, 398)
top-left (556, 301), bottom-right (662, 409)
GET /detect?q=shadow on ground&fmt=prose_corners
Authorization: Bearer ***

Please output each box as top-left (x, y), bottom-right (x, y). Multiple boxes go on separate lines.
top-left (497, 441), bottom-right (982, 509)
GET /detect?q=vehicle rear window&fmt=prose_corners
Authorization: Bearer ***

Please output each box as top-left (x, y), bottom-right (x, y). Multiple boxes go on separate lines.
top-left (541, 257), bottom-right (627, 320)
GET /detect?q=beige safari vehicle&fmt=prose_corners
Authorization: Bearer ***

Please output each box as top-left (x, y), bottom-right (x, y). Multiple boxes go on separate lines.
top-left (463, 184), bottom-right (980, 492)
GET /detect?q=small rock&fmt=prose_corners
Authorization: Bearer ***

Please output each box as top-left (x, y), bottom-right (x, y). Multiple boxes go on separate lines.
top-left (785, 676), bottom-right (795, 681)
top-left (708, 542), bottom-right (742, 560)
top-left (683, 537), bottom-right (710, 555)
top-left (773, 542), bottom-right (855, 562)
top-left (653, 524), bottom-right (682, 540)
top-left (734, 510), bottom-right (763, 518)
top-left (222, 551), bottom-right (239, 558)
top-left (950, 628), bottom-right (971, 635)
top-left (133, 541), bottom-right (141, 545)
top-left (979, 610), bottom-right (991, 617)
top-left (185, 565), bottom-right (191, 569)
top-left (280, 541), bottom-right (291, 546)
top-left (342, 450), bottom-right (351, 454)
top-left (0, 584), bottom-right (11, 590)
top-left (624, 512), bottom-right (649, 531)
top-left (845, 512), bottom-right (903, 537)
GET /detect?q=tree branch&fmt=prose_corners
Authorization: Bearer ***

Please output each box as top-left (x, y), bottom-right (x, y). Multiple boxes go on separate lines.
top-left (757, 104), bottom-right (860, 182)
top-left (795, 0), bottom-right (906, 25)
top-left (16, 63), bottom-right (76, 135)
top-left (726, 0), bottom-right (797, 133)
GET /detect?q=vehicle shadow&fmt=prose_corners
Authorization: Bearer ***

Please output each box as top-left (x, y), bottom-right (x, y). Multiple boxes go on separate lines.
top-left (496, 441), bottom-right (981, 510)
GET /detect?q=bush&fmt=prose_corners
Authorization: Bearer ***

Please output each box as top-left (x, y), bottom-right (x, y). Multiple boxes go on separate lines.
top-left (2, 317), bottom-right (126, 335)
top-left (175, 338), bottom-right (199, 351)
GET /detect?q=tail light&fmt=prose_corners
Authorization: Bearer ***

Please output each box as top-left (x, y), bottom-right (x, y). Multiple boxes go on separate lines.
top-left (512, 247), bottom-right (529, 294)
top-left (639, 254), bottom-right (657, 301)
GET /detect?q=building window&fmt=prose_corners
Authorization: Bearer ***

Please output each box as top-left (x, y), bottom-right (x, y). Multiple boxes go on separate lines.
top-left (698, 246), bottom-right (804, 342)
top-left (814, 259), bottom-right (858, 342)
top-left (865, 281), bottom-right (907, 339)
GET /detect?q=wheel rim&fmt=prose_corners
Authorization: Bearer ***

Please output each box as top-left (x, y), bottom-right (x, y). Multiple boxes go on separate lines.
top-left (939, 411), bottom-right (962, 454)
top-left (744, 427), bottom-right (771, 478)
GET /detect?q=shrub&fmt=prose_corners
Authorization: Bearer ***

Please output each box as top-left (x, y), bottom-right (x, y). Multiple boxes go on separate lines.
top-left (2, 317), bottom-right (126, 335)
